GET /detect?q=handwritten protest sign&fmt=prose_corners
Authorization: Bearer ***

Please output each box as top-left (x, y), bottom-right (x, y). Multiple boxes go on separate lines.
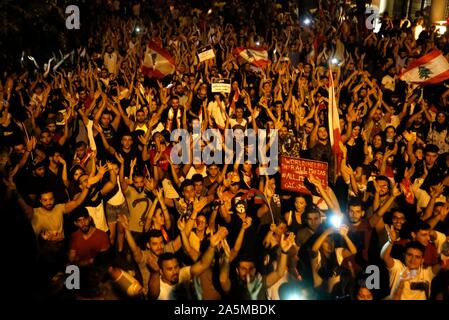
top-left (211, 78), bottom-right (231, 93)
top-left (198, 45), bottom-right (215, 62)
top-left (280, 156), bottom-right (328, 194)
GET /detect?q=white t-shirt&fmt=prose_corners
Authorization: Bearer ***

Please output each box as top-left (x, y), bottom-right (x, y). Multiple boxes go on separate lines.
top-left (388, 259), bottom-right (435, 300)
top-left (157, 266), bottom-right (192, 300)
top-left (86, 202), bottom-right (109, 232)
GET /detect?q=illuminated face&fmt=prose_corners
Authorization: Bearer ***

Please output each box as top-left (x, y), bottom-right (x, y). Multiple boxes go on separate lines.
top-left (160, 258), bottom-right (180, 285)
top-left (148, 236), bottom-right (164, 256)
top-left (73, 168), bottom-right (84, 182)
top-left (237, 261), bottom-right (257, 283)
top-left (386, 127), bottom-right (395, 139)
top-left (75, 216), bottom-right (91, 234)
top-left (40, 192), bottom-right (55, 211)
top-left (294, 197), bottom-right (306, 213)
top-left (352, 126), bottom-right (361, 137)
top-left (415, 149), bottom-right (423, 161)
top-left (78, 174), bottom-right (89, 190)
top-left (357, 287), bottom-right (373, 300)
top-left (111, 163), bottom-right (119, 175)
top-left (304, 123), bottom-right (314, 134)
top-left (349, 205), bottom-right (365, 225)
top-left (101, 113), bottom-right (111, 126)
top-left (153, 208), bottom-right (165, 226)
top-left (183, 185), bottom-right (195, 202)
top-left (235, 108), bottom-right (244, 119)
top-left (425, 151), bottom-right (438, 167)
top-left (133, 176), bottom-right (145, 193)
top-left (193, 180), bottom-right (203, 195)
top-left (413, 229), bottom-right (431, 246)
top-left (404, 248), bottom-right (424, 270)
top-left (75, 144), bottom-right (87, 159)
top-left (243, 161), bottom-right (252, 173)
top-left (136, 111), bottom-right (145, 123)
top-left (207, 165), bottom-right (219, 178)
top-left (318, 127), bottom-right (328, 140)
top-left (437, 113), bottom-right (446, 124)
top-left (305, 212), bottom-right (321, 231)
top-left (196, 216), bottom-right (207, 231)
top-left (373, 109), bottom-right (382, 122)
top-left (171, 98), bottom-right (179, 109)
top-left (47, 123), bottom-right (56, 133)
top-left (376, 179), bottom-right (390, 197)
top-left (121, 135), bottom-right (133, 149)
top-left (40, 132), bottom-right (52, 145)
top-left (392, 212), bottom-right (406, 231)
top-left (373, 135), bottom-right (382, 148)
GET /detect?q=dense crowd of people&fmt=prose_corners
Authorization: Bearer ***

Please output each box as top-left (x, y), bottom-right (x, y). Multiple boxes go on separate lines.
top-left (1, 0), bottom-right (449, 300)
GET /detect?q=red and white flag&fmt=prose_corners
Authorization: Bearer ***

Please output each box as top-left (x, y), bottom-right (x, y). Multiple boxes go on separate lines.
top-left (233, 47), bottom-right (270, 67)
top-left (400, 49), bottom-right (449, 84)
top-left (141, 40), bottom-right (176, 78)
top-left (328, 69), bottom-right (341, 154)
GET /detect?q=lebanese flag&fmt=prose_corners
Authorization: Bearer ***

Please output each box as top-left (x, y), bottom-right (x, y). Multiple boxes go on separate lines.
top-left (400, 49), bottom-right (449, 84)
top-left (328, 69), bottom-right (341, 154)
top-left (233, 47), bottom-right (270, 67)
top-left (141, 40), bottom-right (176, 78)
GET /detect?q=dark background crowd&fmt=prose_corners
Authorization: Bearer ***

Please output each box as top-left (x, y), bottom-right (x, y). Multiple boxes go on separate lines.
top-left (1, 0), bottom-right (449, 301)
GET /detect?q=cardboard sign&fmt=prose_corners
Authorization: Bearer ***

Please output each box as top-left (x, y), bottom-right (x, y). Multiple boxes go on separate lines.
top-left (211, 78), bottom-right (231, 93)
top-left (198, 45), bottom-right (215, 62)
top-left (280, 156), bottom-right (328, 194)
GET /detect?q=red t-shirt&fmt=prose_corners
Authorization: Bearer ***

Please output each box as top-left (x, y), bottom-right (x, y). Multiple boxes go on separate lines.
top-left (69, 228), bottom-right (110, 262)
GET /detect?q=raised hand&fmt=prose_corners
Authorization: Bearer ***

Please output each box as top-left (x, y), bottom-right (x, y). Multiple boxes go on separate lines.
top-left (115, 152), bottom-right (124, 164)
top-left (308, 174), bottom-right (322, 188)
top-left (338, 224), bottom-right (349, 237)
top-left (97, 163), bottom-right (108, 176)
top-left (247, 273), bottom-right (263, 300)
top-left (177, 217), bottom-right (186, 232)
top-left (430, 183), bottom-right (444, 199)
top-left (392, 183), bottom-right (402, 197)
top-left (210, 226), bottom-right (228, 248)
top-left (130, 157), bottom-right (137, 169)
top-left (118, 214), bottom-right (130, 231)
top-left (193, 197), bottom-right (209, 213)
top-left (241, 216), bottom-right (252, 230)
top-left (385, 224), bottom-right (397, 243)
top-left (280, 232), bottom-right (295, 253)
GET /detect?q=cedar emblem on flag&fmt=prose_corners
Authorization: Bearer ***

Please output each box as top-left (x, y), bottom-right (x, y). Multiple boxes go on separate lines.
top-left (400, 49), bottom-right (449, 84)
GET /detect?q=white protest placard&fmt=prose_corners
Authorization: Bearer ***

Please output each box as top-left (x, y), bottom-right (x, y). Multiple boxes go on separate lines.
top-left (211, 78), bottom-right (231, 93)
top-left (198, 45), bottom-right (215, 62)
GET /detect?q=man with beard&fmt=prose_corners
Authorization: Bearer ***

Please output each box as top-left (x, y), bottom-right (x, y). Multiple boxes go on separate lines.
top-left (119, 109), bottom-right (149, 134)
top-left (119, 215), bottom-right (183, 294)
top-left (219, 232), bottom-right (296, 300)
top-left (118, 156), bottom-right (153, 243)
top-left (161, 96), bottom-right (185, 131)
top-left (69, 208), bottom-right (110, 266)
top-left (346, 198), bottom-right (376, 269)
